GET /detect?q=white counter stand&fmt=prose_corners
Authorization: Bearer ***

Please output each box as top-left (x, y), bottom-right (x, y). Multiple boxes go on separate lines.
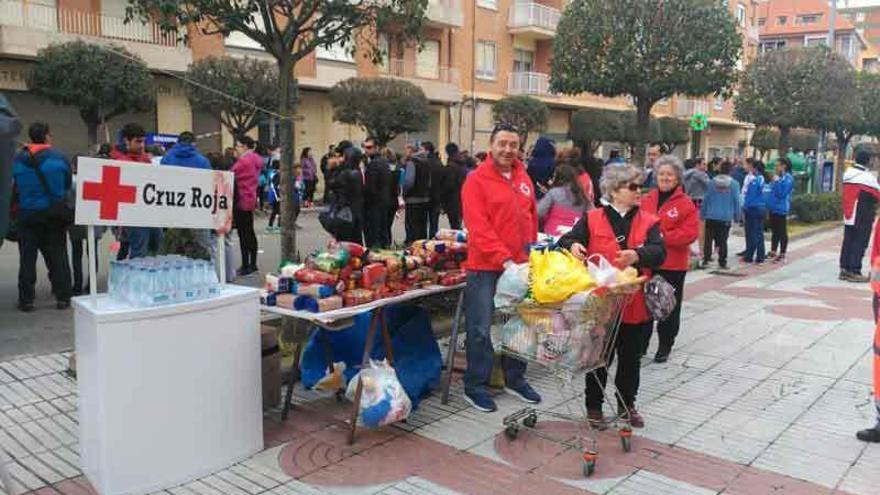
top-left (73, 284), bottom-right (263, 495)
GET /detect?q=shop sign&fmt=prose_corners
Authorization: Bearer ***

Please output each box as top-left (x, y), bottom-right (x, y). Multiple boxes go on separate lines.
top-left (75, 158), bottom-right (234, 232)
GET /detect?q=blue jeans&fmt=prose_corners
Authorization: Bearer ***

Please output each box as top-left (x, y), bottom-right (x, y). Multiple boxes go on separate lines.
top-left (127, 227), bottom-right (163, 259)
top-left (743, 207), bottom-right (766, 262)
top-left (463, 270), bottom-right (527, 395)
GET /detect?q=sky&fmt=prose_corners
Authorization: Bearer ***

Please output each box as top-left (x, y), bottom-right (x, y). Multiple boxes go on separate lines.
top-left (841, 0), bottom-right (880, 7)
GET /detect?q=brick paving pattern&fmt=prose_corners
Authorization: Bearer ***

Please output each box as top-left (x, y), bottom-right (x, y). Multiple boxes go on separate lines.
top-left (0, 229), bottom-right (878, 494)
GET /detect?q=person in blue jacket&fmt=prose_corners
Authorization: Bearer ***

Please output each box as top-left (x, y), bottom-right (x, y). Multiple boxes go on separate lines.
top-left (767, 157), bottom-right (794, 263)
top-left (699, 161), bottom-right (741, 269)
top-left (160, 132), bottom-right (210, 170)
top-left (741, 160), bottom-right (767, 264)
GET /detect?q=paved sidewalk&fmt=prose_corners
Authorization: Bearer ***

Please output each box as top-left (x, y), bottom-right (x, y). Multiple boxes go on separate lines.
top-left (0, 229), bottom-right (878, 495)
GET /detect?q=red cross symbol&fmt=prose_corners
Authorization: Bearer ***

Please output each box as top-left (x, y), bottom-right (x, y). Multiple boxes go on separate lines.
top-left (82, 166), bottom-right (137, 220)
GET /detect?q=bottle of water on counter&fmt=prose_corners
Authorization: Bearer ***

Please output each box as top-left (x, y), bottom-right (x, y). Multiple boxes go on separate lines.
top-left (109, 255), bottom-right (221, 307)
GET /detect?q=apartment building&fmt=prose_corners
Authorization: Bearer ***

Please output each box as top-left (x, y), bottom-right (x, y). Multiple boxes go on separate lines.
top-left (840, 0), bottom-right (880, 70)
top-left (0, 0), bottom-right (757, 159)
top-left (756, 0), bottom-right (878, 71)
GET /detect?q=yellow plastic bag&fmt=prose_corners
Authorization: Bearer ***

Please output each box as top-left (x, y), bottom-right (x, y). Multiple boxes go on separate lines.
top-left (530, 249), bottom-right (596, 304)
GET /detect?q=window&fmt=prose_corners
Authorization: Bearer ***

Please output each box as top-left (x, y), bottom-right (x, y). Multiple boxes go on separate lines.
top-left (417, 40), bottom-right (440, 79)
top-left (736, 4), bottom-right (746, 26)
top-left (378, 34), bottom-right (390, 72)
top-left (477, 0), bottom-right (497, 9)
top-left (838, 35), bottom-right (854, 61)
top-left (857, 12), bottom-right (867, 22)
top-left (760, 40), bottom-right (786, 53)
top-left (714, 95), bottom-right (725, 111)
top-left (777, 16), bottom-right (787, 25)
top-left (796, 14), bottom-right (821, 25)
top-left (475, 41), bottom-right (496, 79)
top-left (512, 49), bottom-right (534, 73)
top-left (805, 36), bottom-right (827, 48)
top-left (758, 17), bottom-right (766, 27)
top-left (316, 32), bottom-right (354, 63)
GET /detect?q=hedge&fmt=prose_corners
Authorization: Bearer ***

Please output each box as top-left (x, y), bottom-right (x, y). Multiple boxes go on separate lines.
top-left (790, 192), bottom-right (842, 223)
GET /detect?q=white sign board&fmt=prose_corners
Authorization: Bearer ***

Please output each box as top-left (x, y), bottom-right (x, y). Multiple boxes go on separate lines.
top-left (74, 158), bottom-right (234, 232)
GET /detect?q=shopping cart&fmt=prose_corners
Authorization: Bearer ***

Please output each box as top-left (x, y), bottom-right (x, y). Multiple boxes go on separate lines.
top-left (498, 280), bottom-right (643, 477)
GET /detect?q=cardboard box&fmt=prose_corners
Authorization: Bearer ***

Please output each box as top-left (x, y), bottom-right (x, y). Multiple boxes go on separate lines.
top-left (260, 325), bottom-right (282, 410)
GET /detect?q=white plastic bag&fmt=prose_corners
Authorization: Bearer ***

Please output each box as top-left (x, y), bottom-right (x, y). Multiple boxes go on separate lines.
top-left (345, 359), bottom-right (412, 428)
top-left (494, 262), bottom-right (530, 308)
top-left (587, 254), bottom-right (620, 287)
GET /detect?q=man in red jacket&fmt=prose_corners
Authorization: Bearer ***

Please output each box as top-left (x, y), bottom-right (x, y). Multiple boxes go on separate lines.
top-left (460, 123), bottom-right (541, 412)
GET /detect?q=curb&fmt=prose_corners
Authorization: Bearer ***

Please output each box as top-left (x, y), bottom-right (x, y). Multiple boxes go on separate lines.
top-left (789, 221), bottom-right (841, 243)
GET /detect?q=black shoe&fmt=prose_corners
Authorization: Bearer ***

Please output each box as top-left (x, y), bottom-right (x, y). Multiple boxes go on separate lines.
top-left (17, 302), bottom-right (35, 313)
top-left (718, 262), bottom-right (728, 270)
top-left (857, 426), bottom-right (880, 442)
top-left (654, 346), bottom-right (671, 363)
top-left (56, 300), bottom-right (71, 310)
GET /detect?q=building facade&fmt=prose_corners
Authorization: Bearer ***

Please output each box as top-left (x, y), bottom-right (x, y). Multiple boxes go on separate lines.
top-left (1, 0), bottom-right (757, 160)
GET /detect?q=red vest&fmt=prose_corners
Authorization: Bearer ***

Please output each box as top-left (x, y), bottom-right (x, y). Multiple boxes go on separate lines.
top-left (586, 208), bottom-right (658, 324)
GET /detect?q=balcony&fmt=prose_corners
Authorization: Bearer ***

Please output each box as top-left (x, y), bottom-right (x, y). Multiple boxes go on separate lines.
top-left (507, 2), bottom-right (560, 40)
top-left (0, 0), bottom-right (190, 72)
top-left (508, 71), bottom-right (555, 97)
top-left (426, 0), bottom-right (464, 28)
top-left (674, 98), bottom-right (710, 118)
top-left (379, 58), bottom-right (461, 103)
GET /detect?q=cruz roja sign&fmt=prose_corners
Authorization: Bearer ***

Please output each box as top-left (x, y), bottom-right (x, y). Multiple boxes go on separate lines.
top-left (75, 158), bottom-right (234, 233)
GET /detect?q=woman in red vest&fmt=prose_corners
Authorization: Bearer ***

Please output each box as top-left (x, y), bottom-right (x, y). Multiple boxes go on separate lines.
top-left (640, 155), bottom-right (699, 363)
top-left (559, 163), bottom-right (666, 429)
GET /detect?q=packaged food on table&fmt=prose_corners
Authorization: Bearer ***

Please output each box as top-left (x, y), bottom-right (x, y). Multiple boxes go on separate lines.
top-left (294, 295), bottom-right (343, 313)
top-left (265, 274), bottom-right (279, 293)
top-left (405, 267), bottom-right (437, 284)
top-left (339, 265), bottom-right (354, 281)
top-left (368, 250), bottom-right (404, 273)
top-left (294, 268), bottom-right (339, 286)
top-left (361, 263), bottom-right (388, 289)
top-left (403, 255), bottom-right (424, 271)
top-left (440, 270), bottom-right (466, 286)
top-left (349, 257), bottom-right (363, 269)
top-left (295, 283), bottom-right (335, 298)
top-left (342, 288), bottom-right (375, 307)
top-left (279, 262), bottom-right (304, 278)
top-left (308, 248), bottom-right (350, 273)
top-left (329, 240), bottom-right (366, 258)
top-left (435, 229), bottom-right (467, 243)
top-left (259, 290), bottom-right (276, 307)
top-left (276, 293), bottom-right (295, 310)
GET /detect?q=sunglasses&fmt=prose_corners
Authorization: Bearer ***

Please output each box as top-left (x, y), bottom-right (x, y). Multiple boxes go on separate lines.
top-left (626, 183), bottom-right (641, 191)
top-left (491, 122), bottom-right (520, 135)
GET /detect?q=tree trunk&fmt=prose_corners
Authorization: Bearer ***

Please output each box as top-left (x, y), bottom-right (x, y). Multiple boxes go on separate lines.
top-left (277, 56), bottom-right (298, 263)
top-left (86, 121), bottom-right (99, 149)
top-left (635, 100), bottom-right (653, 166)
top-left (777, 127), bottom-right (790, 157)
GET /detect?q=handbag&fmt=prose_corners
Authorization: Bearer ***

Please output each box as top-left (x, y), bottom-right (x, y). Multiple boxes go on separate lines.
top-left (26, 150), bottom-right (73, 226)
top-left (318, 203), bottom-right (354, 237)
top-left (644, 274), bottom-right (677, 321)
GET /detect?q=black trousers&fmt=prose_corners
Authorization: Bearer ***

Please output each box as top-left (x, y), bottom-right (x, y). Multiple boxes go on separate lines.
top-left (268, 202), bottom-right (280, 227)
top-left (704, 219), bottom-right (731, 265)
top-left (446, 203), bottom-right (462, 231)
top-left (18, 219), bottom-right (72, 304)
top-left (70, 235), bottom-right (98, 294)
top-left (841, 223), bottom-right (873, 274)
top-left (364, 207), bottom-right (389, 249)
top-left (586, 321), bottom-right (651, 410)
top-left (304, 179), bottom-right (317, 203)
top-left (429, 207), bottom-right (440, 239)
top-left (335, 218), bottom-right (363, 245)
top-left (234, 209), bottom-right (258, 269)
top-left (769, 213), bottom-right (789, 255)
top-left (644, 270), bottom-right (687, 353)
top-left (405, 203), bottom-right (430, 244)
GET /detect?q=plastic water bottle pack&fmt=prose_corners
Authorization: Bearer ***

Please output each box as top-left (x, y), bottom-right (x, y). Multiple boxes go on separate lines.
top-left (109, 255), bottom-right (221, 307)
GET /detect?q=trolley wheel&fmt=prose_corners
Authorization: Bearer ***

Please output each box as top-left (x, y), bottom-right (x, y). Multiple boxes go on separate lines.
top-left (583, 460), bottom-right (596, 477)
top-left (504, 424), bottom-right (519, 440)
top-left (619, 427), bottom-right (632, 453)
top-left (524, 413), bottom-right (538, 429)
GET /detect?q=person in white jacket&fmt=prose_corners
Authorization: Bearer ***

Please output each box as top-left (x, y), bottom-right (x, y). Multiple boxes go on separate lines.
top-left (840, 151), bottom-right (880, 282)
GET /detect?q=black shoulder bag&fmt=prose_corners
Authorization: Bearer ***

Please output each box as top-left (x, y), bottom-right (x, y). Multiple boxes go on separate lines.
top-left (27, 151), bottom-right (74, 226)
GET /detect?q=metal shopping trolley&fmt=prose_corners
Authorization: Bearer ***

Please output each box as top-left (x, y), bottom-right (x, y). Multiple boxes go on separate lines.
top-left (498, 280), bottom-right (643, 477)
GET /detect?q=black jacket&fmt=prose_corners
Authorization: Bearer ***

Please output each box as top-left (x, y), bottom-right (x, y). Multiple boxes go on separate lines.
top-left (364, 155), bottom-right (391, 210)
top-left (325, 164), bottom-right (364, 220)
top-left (403, 152), bottom-right (437, 204)
top-left (558, 205), bottom-right (666, 270)
top-left (437, 155), bottom-right (468, 211)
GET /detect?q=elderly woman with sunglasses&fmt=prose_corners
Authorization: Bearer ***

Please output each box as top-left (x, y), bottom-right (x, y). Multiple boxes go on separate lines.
top-left (558, 162), bottom-right (666, 429)
top-left (640, 155), bottom-right (699, 364)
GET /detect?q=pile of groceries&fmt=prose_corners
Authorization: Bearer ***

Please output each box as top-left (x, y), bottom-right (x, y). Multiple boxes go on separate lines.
top-left (260, 229), bottom-right (468, 313)
top-left (496, 247), bottom-right (642, 371)
top-left (109, 255), bottom-right (221, 307)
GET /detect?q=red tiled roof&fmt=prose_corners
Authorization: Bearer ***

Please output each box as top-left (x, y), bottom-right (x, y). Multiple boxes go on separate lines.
top-left (757, 0), bottom-right (857, 36)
